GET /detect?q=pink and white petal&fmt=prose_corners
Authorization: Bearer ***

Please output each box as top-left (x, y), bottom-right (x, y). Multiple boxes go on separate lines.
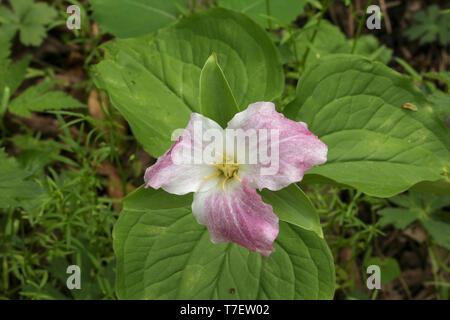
top-left (192, 179), bottom-right (279, 257)
top-left (144, 113), bottom-right (223, 195)
top-left (227, 101), bottom-right (327, 191)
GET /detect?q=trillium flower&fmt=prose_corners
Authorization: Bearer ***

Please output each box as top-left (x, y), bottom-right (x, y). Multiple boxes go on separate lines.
top-left (144, 102), bottom-right (327, 257)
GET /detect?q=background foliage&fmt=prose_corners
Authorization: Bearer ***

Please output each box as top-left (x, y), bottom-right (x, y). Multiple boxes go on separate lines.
top-left (0, 0), bottom-right (448, 300)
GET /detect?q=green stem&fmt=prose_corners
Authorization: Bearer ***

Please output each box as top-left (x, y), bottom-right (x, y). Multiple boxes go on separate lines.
top-left (288, 27), bottom-right (299, 68)
top-left (370, 289), bottom-right (378, 300)
top-left (398, 275), bottom-right (413, 300)
top-left (191, 0), bottom-right (197, 14)
top-left (428, 240), bottom-right (442, 299)
top-left (105, 105), bottom-right (128, 198)
top-left (431, 244), bottom-right (450, 273)
top-left (0, 86), bottom-right (9, 139)
top-left (351, 0), bottom-right (372, 54)
top-left (265, 0), bottom-right (272, 31)
top-left (0, 86), bottom-right (10, 116)
top-left (112, 139), bottom-right (127, 198)
top-left (299, 0), bottom-right (330, 70)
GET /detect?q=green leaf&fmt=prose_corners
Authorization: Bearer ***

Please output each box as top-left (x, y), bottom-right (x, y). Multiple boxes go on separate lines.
top-left (90, 0), bottom-right (187, 38)
top-left (352, 35), bottom-right (393, 65)
top-left (423, 71), bottom-right (450, 89)
top-left (199, 53), bottom-right (239, 127)
top-left (114, 187), bottom-right (335, 299)
top-left (9, 134), bottom-right (64, 174)
top-left (294, 19), bottom-right (346, 66)
top-left (94, 8), bottom-right (284, 157)
top-left (404, 5), bottom-right (450, 46)
top-left (378, 192), bottom-right (450, 249)
top-left (0, 0), bottom-right (57, 46)
top-left (378, 208), bottom-right (421, 229)
top-left (365, 257), bottom-right (401, 284)
top-left (285, 55), bottom-right (450, 197)
top-left (421, 213), bottom-right (450, 250)
top-left (412, 179), bottom-right (450, 195)
top-left (0, 149), bottom-right (41, 209)
top-left (218, 0), bottom-right (308, 28)
top-left (123, 186), bottom-right (193, 210)
top-left (0, 34), bottom-right (30, 107)
top-left (260, 184), bottom-right (323, 238)
top-left (293, 19), bottom-right (392, 67)
top-left (428, 90), bottom-right (450, 124)
top-left (8, 80), bottom-right (84, 117)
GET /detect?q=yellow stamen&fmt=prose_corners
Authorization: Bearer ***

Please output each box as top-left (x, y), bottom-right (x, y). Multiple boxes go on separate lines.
top-left (222, 177), bottom-right (229, 192)
top-left (207, 154), bottom-right (243, 191)
top-left (204, 172), bottom-right (221, 180)
top-left (215, 152), bottom-right (228, 164)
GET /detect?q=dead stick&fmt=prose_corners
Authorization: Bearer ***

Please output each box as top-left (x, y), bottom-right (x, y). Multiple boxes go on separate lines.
top-left (380, 0), bottom-right (392, 34)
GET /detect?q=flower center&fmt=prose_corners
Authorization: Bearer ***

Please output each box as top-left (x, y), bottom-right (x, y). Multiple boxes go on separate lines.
top-left (215, 162), bottom-right (239, 179)
top-left (215, 162), bottom-right (241, 191)
top-left (204, 154), bottom-right (241, 191)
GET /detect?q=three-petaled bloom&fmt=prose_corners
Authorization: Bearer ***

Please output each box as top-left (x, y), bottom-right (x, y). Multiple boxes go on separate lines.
top-left (145, 102), bottom-right (327, 257)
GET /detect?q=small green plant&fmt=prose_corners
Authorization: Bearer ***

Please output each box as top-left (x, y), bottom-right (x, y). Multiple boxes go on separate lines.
top-left (0, 0), bottom-right (58, 46)
top-left (378, 192), bottom-right (450, 250)
top-left (404, 5), bottom-right (450, 46)
top-left (0, 34), bottom-right (84, 121)
top-left (0, 113), bottom-right (121, 299)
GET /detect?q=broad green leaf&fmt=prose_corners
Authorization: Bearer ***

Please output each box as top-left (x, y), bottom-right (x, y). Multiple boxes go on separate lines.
top-left (412, 179), bottom-right (450, 195)
top-left (285, 55), bottom-right (450, 197)
top-left (260, 184), bottom-right (323, 238)
top-left (8, 80), bottom-right (84, 117)
top-left (114, 187), bottom-right (335, 299)
top-left (94, 8), bottom-right (284, 157)
top-left (90, 0), bottom-right (187, 38)
top-left (351, 35), bottom-right (393, 64)
top-left (218, 0), bottom-right (308, 28)
top-left (0, 0), bottom-right (57, 46)
top-left (304, 130), bottom-right (444, 197)
top-left (123, 186), bottom-right (193, 210)
top-left (294, 19), bottom-right (392, 67)
top-left (428, 90), bottom-right (450, 124)
top-left (294, 19), bottom-right (347, 66)
top-left (199, 53), bottom-right (239, 127)
top-left (389, 192), bottom-right (450, 210)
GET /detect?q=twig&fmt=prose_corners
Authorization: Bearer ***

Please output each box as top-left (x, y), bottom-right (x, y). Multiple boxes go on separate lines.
top-left (348, 3), bottom-right (355, 37)
top-left (380, 0), bottom-right (392, 34)
top-left (385, 1), bottom-right (401, 9)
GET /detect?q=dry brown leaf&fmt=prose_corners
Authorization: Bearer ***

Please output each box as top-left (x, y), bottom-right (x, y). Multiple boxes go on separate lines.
top-left (97, 161), bottom-right (135, 200)
top-left (88, 90), bottom-right (105, 121)
top-left (404, 225), bottom-right (427, 243)
top-left (91, 23), bottom-right (100, 37)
